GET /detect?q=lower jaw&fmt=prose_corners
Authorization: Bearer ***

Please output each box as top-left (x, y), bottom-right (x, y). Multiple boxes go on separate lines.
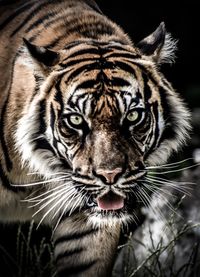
top-left (85, 203), bottom-right (143, 226)
top-left (87, 210), bottom-right (133, 227)
top-left (86, 205), bottom-right (129, 218)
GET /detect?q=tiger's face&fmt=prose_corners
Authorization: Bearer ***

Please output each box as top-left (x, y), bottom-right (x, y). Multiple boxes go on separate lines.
top-left (56, 60), bottom-right (163, 221)
top-left (15, 26), bottom-right (190, 226)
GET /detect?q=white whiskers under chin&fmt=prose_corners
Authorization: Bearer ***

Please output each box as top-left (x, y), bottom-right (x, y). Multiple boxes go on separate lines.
top-left (86, 211), bottom-right (134, 229)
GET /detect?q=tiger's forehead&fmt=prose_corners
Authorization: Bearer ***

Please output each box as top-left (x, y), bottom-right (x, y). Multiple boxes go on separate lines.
top-left (61, 67), bottom-right (145, 118)
top-left (55, 42), bottom-right (157, 119)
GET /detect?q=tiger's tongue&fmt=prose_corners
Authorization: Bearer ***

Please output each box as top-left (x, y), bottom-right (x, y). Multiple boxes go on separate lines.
top-left (97, 192), bottom-right (124, 210)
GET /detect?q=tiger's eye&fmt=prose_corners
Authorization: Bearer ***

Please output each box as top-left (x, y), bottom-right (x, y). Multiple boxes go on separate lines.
top-left (127, 110), bottom-right (139, 122)
top-left (69, 114), bottom-right (83, 126)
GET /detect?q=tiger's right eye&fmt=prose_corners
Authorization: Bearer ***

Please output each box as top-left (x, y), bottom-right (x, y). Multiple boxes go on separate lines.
top-left (68, 114), bottom-right (83, 126)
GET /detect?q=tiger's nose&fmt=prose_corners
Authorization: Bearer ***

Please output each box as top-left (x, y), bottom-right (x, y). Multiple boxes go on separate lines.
top-left (94, 168), bottom-right (123, 184)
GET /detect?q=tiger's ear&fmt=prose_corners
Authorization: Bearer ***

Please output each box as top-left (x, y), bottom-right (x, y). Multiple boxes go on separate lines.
top-left (137, 22), bottom-right (177, 64)
top-left (23, 38), bottom-right (60, 67)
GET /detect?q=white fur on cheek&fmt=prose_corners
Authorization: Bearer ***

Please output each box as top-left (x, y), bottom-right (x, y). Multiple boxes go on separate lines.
top-left (14, 99), bottom-right (64, 178)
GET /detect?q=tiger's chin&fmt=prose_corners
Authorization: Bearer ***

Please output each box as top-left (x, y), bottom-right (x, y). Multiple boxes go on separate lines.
top-left (87, 209), bottom-right (134, 229)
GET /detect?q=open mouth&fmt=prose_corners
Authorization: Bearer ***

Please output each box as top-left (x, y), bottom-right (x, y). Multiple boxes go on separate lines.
top-left (97, 191), bottom-right (125, 211)
top-left (86, 191), bottom-right (125, 211)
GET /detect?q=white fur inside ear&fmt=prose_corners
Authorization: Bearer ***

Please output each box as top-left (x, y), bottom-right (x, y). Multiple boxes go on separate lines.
top-left (159, 33), bottom-right (178, 64)
top-left (16, 46), bottom-right (44, 74)
top-left (16, 46), bottom-right (35, 68)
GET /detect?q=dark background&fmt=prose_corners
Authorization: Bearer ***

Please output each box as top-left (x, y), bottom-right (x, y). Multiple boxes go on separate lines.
top-left (96, 0), bottom-right (200, 109)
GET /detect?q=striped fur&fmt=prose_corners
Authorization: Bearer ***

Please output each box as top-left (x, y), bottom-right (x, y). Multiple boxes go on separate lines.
top-left (0, 0), bottom-right (191, 276)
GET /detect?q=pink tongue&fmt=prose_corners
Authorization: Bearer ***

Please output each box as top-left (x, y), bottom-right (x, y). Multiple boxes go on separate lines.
top-left (97, 192), bottom-right (124, 211)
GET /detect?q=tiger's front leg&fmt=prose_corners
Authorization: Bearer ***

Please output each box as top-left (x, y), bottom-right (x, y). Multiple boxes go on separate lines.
top-left (53, 215), bottom-right (121, 277)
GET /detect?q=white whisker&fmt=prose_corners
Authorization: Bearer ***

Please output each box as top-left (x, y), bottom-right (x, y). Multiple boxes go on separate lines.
top-left (146, 175), bottom-right (195, 186)
top-left (27, 185), bottom-right (74, 206)
top-left (148, 163), bottom-right (200, 175)
top-left (27, 171), bottom-right (71, 177)
top-left (52, 191), bottom-right (86, 233)
top-left (145, 176), bottom-right (192, 196)
top-left (32, 187), bottom-right (75, 216)
top-left (137, 187), bottom-right (167, 224)
top-left (11, 176), bottom-right (70, 187)
top-left (36, 190), bottom-right (77, 229)
top-left (69, 189), bottom-right (86, 216)
top-left (142, 181), bottom-right (177, 198)
top-left (146, 158), bottom-right (194, 169)
top-left (24, 184), bottom-right (67, 202)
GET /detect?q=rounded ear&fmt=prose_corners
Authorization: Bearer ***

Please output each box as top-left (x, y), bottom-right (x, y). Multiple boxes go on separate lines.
top-left (137, 22), bottom-right (177, 64)
top-left (23, 38), bottom-right (60, 67)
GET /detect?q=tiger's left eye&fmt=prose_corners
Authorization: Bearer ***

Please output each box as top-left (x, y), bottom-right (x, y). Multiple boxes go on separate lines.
top-left (69, 114), bottom-right (83, 126)
top-left (127, 110), bottom-right (139, 122)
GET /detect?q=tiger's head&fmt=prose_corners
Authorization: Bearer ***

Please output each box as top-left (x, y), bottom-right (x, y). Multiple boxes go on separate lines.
top-left (14, 23), bottom-right (191, 226)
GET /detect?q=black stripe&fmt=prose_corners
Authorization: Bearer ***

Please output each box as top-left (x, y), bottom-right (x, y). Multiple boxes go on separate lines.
top-left (33, 100), bottom-right (57, 154)
top-left (33, 137), bottom-right (56, 154)
top-left (10, 1), bottom-right (54, 37)
top-left (24, 10), bottom-right (56, 33)
top-left (63, 40), bottom-right (87, 51)
top-left (75, 79), bottom-right (98, 90)
top-left (144, 102), bottom-right (159, 158)
top-left (25, 0), bottom-right (69, 42)
top-left (27, 3), bottom-right (80, 30)
top-left (114, 61), bottom-right (137, 77)
top-left (60, 57), bottom-right (97, 69)
top-left (0, 2), bottom-right (34, 31)
top-left (30, 16), bottom-right (82, 43)
top-left (50, 104), bottom-right (59, 150)
top-left (58, 260), bottom-right (97, 276)
top-left (111, 77), bottom-right (131, 87)
top-left (38, 99), bottom-right (46, 134)
top-left (67, 90), bottom-right (89, 111)
top-left (44, 32), bottom-right (67, 49)
top-left (73, 172), bottom-right (94, 181)
top-left (65, 60), bottom-right (114, 84)
top-left (0, 98), bottom-right (13, 171)
top-left (29, 74), bottom-right (44, 103)
top-left (0, 52), bottom-right (20, 172)
top-left (55, 247), bottom-right (83, 263)
top-left (54, 228), bottom-right (97, 245)
top-left (142, 73), bottom-right (152, 104)
top-left (54, 80), bottom-right (65, 115)
top-left (65, 62), bottom-right (97, 83)
top-left (35, 15), bottom-right (95, 48)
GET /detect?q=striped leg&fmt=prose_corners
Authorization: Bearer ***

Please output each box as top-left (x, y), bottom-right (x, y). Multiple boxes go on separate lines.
top-left (54, 216), bottom-right (121, 277)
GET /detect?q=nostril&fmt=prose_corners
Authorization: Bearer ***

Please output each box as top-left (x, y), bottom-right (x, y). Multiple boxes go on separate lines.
top-left (94, 168), bottom-right (123, 184)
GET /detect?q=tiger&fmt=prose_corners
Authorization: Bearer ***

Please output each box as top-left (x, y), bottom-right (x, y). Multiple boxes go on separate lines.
top-left (0, 0), bottom-right (191, 276)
